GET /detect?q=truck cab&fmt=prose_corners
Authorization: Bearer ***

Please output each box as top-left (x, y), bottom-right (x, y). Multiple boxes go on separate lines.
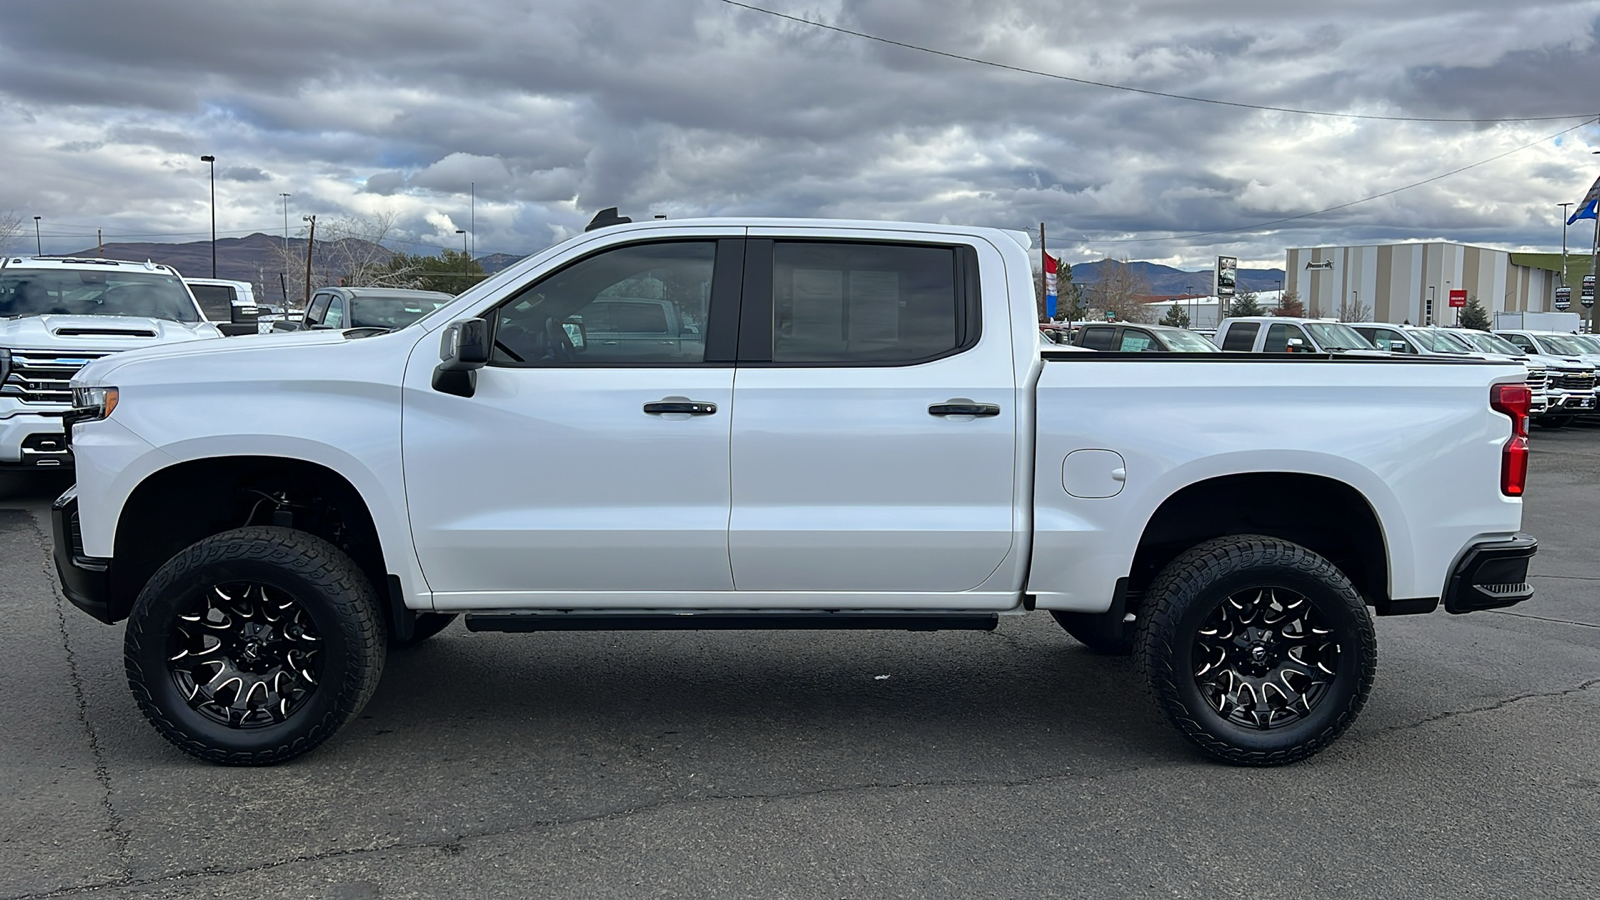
top-left (1214, 316), bottom-right (1382, 354)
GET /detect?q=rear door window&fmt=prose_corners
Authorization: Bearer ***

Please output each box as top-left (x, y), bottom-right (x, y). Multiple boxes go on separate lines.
top-left (1079, 326), bottom-right (1115, 350)
top-left (1221, 322), bottom-right (1259, 351)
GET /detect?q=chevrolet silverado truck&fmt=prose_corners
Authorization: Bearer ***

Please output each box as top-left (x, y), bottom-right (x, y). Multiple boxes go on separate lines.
top-left (52, 216), bottom-right (1537, 767)
top-left (1, 256), bottom-right (222, 469)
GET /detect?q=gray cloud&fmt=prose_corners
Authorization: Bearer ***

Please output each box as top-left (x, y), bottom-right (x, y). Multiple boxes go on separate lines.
top-left (2, 0), bottom-right (1597, 268)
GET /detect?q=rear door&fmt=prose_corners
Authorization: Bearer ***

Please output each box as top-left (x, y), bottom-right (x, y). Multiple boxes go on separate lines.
top-left (726, 230), bottom-right (1017, 603)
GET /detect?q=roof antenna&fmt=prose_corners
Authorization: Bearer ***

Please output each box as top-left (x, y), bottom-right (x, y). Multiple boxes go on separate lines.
top-left (585, 207), bottom-right (632, 231)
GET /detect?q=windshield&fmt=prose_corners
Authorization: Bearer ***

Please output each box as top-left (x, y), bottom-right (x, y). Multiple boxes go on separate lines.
top-left (1408, 329), bottom-right (1464, 353)
top-left (1162, 329), bottom-right (1220, 351)
top-left (1461, 331), bottom-right (1522, 355)
top-left (0, 270), bottom-right (200, 322)
top-left (1567, 333), bottom-right (1600, 354)
top-left (1304, 322), bottom-right (1375, 351)
top-left (349, 297), bottom-right (452, 329)
top-left (1534, 334), bottom-right (1588, 356)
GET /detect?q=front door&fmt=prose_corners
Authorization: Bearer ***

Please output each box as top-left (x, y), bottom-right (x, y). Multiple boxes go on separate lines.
top-left (403, 236), bottom-right (744, 609)
top-left (727, 235), bottom-right (1018, 603)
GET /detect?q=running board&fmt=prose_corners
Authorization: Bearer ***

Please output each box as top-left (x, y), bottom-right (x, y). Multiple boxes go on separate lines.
top-left (464, 611), bottom-right (1000, 633)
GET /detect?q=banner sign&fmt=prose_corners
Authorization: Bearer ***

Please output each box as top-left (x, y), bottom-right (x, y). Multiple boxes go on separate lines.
top-left (1555, 286), bottom-right (1571, 310)
top-left (1448, 289), bottom-right (1467, 309)
top-left (1044, 253), bottom-right (1058, 320)
top-left (1216, 256), bottom-right (1237, 299)
top-left (1585, 275), bottom-right (1595, 308)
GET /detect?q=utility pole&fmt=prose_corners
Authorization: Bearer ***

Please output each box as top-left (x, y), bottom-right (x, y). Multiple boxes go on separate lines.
top-left (1038, 222), bottom-right (1047, 323)
top-left (280, 193), bottom-right (292, 254)
top-left (97, 228), bottom-right (103, 257)
top-left (470, 182), bottom-right (475, 259)
top-left (33, 216), bottom-right (41, 255)
top-left (302, 215), bottom-right (316, 307)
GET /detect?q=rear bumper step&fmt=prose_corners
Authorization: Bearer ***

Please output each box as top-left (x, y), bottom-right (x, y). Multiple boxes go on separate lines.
top-left (1444, 533), bottom-right (1538, 614)
top-left (464, 611), bottom-right (1000, 632)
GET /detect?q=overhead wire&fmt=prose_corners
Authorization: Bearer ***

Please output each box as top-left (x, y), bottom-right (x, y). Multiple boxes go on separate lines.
top-left (716, 0), bottom-right (1593, 124)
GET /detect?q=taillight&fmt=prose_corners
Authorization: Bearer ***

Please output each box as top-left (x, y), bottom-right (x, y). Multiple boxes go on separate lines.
top-left (1491, 382), bottom-right (1531, 496)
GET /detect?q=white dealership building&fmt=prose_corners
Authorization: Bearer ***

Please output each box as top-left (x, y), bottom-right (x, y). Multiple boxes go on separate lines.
top-left (1284, 242), bottom-right (1567, 326)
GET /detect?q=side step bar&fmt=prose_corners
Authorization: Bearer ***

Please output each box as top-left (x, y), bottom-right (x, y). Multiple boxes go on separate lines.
top-left (464, 611), bottom-right (1000, 633)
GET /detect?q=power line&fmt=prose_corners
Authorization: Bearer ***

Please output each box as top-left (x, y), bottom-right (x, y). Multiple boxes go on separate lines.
top-left (1078, 118), bottom-right (1596, 244)
top-left (717, 0), bottom-right (1596, 125)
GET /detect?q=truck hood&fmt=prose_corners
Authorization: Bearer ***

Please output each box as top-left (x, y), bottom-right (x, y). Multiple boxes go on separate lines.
top-left (0, 314), bottom-right (221, 348)
top-left (71, 327), bottom-right (393, 385)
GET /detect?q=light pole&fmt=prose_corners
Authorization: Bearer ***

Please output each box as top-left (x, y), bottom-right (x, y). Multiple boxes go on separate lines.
top-left (279, 192), bottom-right (291, 255)
top-left (200, 155), bottom-right (216, 277)
top-left (1185, 283), bottom-right (1194, 327)
top-left (1559, 202), bottom-right (1574, 288)
top-left (32, 216), bottom-right (41, 255)
top-left (456, 229), bottom-right (467, 258)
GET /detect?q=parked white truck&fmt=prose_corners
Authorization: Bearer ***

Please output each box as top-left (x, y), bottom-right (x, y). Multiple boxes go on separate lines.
top-left (53, 216), bottom-right (1538, 767)
top-left (1, 256), bottom-right (222, 469)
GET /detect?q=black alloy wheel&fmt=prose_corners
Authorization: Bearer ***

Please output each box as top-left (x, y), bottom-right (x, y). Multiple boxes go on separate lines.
top-left (126, 527), bottom-right (385, 765)
top-left (1136, 535), bottom-right (1376, 766)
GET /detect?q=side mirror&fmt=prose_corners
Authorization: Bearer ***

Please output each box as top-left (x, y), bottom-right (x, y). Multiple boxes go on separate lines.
top-left (563, 319), bottom-right (587, 351)
top-left (1389, 340), bottom-right (1408, 353)
top-left (433, 318), bottom-right (491, 397)
top-left (1286, 338), bottom-right (1305, 352)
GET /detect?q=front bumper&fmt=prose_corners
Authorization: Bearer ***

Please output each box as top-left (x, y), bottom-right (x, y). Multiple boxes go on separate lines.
top-left (0, 409), bottom-right (72, 468)
top-left (51, 487), bottom-right (115, 624)
top-left (1443, 533), bottom-right (1538, 614)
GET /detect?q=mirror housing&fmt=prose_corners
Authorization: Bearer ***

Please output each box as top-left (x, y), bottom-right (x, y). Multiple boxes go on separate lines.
top-left (433, 318), bottom-right (491, 397)
top-left (562, 319), bottom-right (587, 352)
top-left (1286, 338), bottom-right (1306, 352)
top-left (1389, 340), bottom-right (1408, 353)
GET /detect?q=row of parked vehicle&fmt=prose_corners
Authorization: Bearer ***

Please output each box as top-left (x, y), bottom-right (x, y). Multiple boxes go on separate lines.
top-left (1040, 316), bottom-right (1599, 429)
top-left (0, 254), bottom-right (455, 469)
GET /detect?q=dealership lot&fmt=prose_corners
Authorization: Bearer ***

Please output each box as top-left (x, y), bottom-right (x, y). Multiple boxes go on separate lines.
top-left (2, 434), bottom-right (1598, 899)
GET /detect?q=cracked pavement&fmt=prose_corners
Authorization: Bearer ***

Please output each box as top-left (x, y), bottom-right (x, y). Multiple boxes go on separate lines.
top-left (2, 428), bottom-right (1599, 900)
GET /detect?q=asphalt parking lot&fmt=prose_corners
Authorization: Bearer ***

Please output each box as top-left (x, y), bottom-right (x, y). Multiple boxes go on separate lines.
top-left (2, 432), bottom-right (1598, 900)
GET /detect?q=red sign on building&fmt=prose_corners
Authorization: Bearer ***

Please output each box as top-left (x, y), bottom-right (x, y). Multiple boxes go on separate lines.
top-left (1448, 289), bottom-right (1467, 308)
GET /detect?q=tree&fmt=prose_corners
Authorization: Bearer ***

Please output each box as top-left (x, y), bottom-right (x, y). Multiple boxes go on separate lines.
top-left (1088, 258), bottom-right (1155, 323)
top-left (1460, 295), bottom-right (1491, 330)
top-left (1159, 302), bottom-right (1190, 328)
top-left (0, 208), bottom-right (22, 254)
top-left (269, 210), bottom-right (408, 305)
top-left (383, 250), bottom-right (486, 295)
top-left (1337, 293), bottom-right (1372, 323)
top-left (1273, 289), bottom-right (1305, 317)
top-left (1228, 291), bottom-right (1263, 317)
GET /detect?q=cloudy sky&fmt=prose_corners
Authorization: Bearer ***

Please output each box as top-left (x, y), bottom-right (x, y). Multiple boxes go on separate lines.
top-left (4, 0), bottom-right (1600, 270)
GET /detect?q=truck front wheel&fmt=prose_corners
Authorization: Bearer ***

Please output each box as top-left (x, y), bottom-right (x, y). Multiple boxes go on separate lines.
top-left (1135, 535), bottom-right (1376, 766)
top-left (123, 527), bottom-right (386, 765)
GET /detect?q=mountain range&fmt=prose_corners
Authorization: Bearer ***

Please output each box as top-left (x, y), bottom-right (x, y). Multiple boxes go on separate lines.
top-left (52, 234), bottom-right (1283, 298)
top-left (1065, 259), bottom-right (1286, 297)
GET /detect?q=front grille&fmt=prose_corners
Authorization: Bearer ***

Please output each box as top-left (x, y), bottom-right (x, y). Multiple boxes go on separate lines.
top-left (1524, 369), bottom-right (1547, 390)
top-left (0, 349), bottom-right (112, 404)
top-left (1552, 371), bottom-right (1596, 392)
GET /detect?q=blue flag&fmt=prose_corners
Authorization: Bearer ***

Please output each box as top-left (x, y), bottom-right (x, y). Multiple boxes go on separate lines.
top-left (1569, 176), bottom-right (1600, 224)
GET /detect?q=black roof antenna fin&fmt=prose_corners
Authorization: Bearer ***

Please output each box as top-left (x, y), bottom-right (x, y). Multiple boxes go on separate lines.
top-left (585, 207), bottom-right (632, 231)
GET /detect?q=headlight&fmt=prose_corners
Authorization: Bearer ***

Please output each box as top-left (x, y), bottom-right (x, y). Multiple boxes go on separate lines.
top-left (70, 385), bottom-right (119, 421)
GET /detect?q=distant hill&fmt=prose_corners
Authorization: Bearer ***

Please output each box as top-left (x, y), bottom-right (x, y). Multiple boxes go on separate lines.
top-left (476, 253), bottom-right (525, 275)
top-left (1067, 259), bottom-right (1285, 296)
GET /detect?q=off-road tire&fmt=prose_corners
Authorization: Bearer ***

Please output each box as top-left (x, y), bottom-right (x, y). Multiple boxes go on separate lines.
top-left (1135, 535), bottom-right (1376, 766)
top-left (1050, 609), bottom-right (1134, 655)
top-left (391, 612), bottom-right (458, 647)
top-left (124, 527), bottom-right (386, 765)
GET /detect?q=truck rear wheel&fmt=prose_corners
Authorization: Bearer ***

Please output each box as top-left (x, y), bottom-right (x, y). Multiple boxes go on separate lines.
top-left (1135, 535), bottom-right (1375, 766)
top-left (123, 527), bottom-right (386, 765)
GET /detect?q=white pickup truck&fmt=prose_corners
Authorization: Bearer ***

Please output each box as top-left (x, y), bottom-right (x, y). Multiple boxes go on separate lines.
top-left (1, 256), bottom-right (222, 469)
top-left (53, 216), bottom-right (1537, 767)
